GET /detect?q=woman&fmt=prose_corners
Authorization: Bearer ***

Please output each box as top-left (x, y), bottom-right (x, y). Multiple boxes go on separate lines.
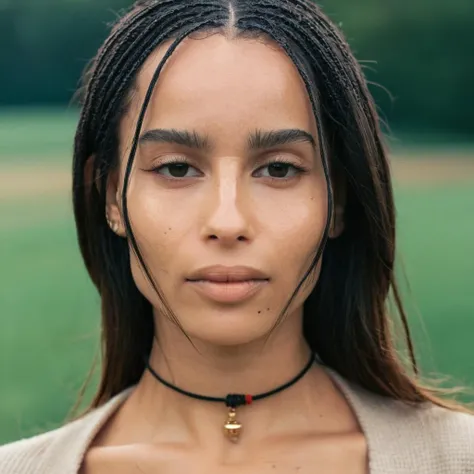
top-left (1, 0), bottom-right (473, 472)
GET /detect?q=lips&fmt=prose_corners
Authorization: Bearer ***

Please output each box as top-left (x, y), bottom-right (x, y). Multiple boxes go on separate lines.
top-left (186, 265), bottom-right (270, 283)
top-left (186, 265), bottom-right (270, 303)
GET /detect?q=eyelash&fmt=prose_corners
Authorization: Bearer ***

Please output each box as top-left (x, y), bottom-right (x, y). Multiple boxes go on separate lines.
top-left (147, 157), bottom-right (309, 181)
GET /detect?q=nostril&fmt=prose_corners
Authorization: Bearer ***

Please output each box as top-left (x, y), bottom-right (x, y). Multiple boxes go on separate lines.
top-left (208, 235), bottom-right (247, 241)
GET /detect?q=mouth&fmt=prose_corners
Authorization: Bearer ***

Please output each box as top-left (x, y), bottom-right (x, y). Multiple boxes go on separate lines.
top-left (186, 280), bottom-right (269, 304)
top-left (187, 277), bottom-right (269, 283)
top-left (185, 266), bottom-right (270, 303)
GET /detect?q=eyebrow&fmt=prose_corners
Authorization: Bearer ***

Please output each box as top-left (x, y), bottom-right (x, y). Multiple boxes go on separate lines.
top-left (138, 128), bottom-right (316, 151)
top-left (248, 129), bottom-right (316, 151)
top-left (139, 129), bottom-right (211, 150)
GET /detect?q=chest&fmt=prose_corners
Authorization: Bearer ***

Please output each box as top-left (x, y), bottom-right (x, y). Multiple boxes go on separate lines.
top-left (79, 433), bottom-right (368, 474)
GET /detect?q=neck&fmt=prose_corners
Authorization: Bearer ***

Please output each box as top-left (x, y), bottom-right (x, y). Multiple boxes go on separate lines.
top-left (103, 313), bottom-right (343, 451)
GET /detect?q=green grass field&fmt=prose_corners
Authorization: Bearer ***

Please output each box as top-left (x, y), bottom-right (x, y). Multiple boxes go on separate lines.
top-left (1, 109), bottom-right (473, 444)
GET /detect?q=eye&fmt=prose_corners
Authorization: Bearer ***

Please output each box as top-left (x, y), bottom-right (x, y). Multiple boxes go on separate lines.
top-left (253, 161), bottom-right (305, 179)
top-left (153, 160), bottom-right (201, 179)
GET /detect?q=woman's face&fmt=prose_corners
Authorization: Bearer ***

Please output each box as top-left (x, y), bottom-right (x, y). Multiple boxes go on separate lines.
top-left (109, 34), bottom-right (336, 346)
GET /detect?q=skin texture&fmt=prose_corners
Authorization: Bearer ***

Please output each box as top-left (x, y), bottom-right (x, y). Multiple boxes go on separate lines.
top-left (113, 33), bottom-right (328, 347)
top-left (83, 34), bottom-right (365, 473)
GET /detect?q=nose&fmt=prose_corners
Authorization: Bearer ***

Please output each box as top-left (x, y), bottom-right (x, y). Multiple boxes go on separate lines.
top-left (201, 168), bottom-right (254, 246)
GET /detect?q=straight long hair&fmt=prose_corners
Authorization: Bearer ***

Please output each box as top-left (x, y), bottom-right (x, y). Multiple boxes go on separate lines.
top-left (72, 0), bottom-right (466, 414)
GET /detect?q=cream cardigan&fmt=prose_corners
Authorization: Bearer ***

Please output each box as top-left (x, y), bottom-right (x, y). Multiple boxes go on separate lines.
top-left (1, 368), bottom-right (474, 473)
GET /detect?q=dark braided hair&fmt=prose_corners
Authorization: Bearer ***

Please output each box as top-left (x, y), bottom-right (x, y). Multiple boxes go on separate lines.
top-left (72, 0), bottom-right (464, 414)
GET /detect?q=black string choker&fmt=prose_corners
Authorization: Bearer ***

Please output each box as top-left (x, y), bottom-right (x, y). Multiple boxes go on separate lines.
top-left (144, 352), bottom-right (315, 442)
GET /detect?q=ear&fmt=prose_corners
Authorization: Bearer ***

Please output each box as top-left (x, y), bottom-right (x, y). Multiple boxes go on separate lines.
top-left (105, 167), bottom-right (126, 237)
top-left (329, 169), bottom-right (347, 239)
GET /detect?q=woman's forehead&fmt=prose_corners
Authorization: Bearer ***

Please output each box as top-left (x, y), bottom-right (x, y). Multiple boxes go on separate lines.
top-left (128, 34), bottom-right (317, 138)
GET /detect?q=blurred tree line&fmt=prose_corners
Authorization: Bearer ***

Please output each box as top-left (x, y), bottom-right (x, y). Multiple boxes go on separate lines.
top-left (1, 0), bottom-right (473, 136)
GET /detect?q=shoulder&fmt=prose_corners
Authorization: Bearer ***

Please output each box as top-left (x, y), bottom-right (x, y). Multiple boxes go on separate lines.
top-left (376, 398), bottom-right (474, 472)
top-left (0, 427), bottom-right (65, 474)
top-left (325, 367), bottom-right (474, 472)
top-left (0, 388), bottom-right (133, 474)
top-left (376, 396), bottom-right (474, 471)
top-left (371, 389), bottom-right (474, 444)
top-left (401, 402), bottom-right (474, 469)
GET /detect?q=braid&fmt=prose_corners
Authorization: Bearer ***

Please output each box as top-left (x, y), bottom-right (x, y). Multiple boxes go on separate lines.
top-left (289, 0), bottom-right (371, 110)
top-left (72, 0), bottom-right (436, 408)
top-left (81, 6), bottom-right (152, 116)
top-left (238, 8), bottom-right (351, 134)
top-left (90, 3), bottom-right (225, 149)
top-left (97, 7), bottom-right (224, 140)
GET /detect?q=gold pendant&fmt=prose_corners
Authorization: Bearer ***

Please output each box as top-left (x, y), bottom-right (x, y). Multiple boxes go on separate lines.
top-left (224, 408), bottom-right (242, 442)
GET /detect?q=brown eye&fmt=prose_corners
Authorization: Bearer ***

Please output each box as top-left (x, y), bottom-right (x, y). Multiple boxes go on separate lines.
top-left (268, 163), bottom-right (291, 178)
top-left (253, 161), bottom-right (304, 179)
top-left (167, 163), bottom-right (190, 177)
top-left (153, 161), bottom-right (201, 178)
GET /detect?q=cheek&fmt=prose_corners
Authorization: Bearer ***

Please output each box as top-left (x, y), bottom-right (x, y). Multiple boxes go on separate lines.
top-left (124, 182), bottom-right (190, 305)
top-left (262, 179), bottom-right (328, 292)
top-left (262, 182), bottom-right (327, 256)
top-left (126, 176), bottom-right (190, 242)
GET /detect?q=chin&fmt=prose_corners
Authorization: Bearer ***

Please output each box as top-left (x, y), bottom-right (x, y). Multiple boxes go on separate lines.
top-left (184, 308), bottom-right (273, 347)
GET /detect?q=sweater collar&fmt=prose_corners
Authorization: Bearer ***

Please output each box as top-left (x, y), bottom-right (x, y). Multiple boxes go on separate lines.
top-left (39, 388), bottom-right (134, 474)
top-left (325, 367), bottom-right (423, 473)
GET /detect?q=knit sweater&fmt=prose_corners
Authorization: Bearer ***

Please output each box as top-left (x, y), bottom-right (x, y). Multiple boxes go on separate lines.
top-left (1, 368), bottom-right (474, 473)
